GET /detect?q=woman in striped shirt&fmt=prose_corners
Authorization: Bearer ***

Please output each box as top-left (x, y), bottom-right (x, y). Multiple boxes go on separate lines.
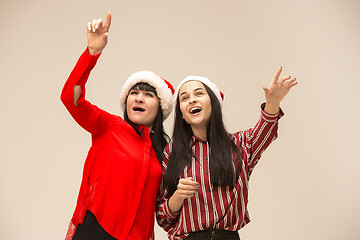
top-left (156, 68), bottom-right (297, 239)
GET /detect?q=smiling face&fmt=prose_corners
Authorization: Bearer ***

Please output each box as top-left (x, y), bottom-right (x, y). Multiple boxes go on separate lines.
top-left (179, 81), bottom-right (212, 135)
top-left (126, 87), bottom-right (160, 130)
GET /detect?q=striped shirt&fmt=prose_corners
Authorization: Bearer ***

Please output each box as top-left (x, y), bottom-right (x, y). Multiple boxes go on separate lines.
top-left (156, 104), bottom-right (284, 240)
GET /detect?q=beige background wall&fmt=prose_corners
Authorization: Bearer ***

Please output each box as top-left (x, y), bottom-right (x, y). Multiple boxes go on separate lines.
top-left (1, 0), bottom-right (359, 239)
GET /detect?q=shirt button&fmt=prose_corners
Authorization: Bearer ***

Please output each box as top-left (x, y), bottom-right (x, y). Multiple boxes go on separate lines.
top-left (210, 207), bottom-right (214, 210)
top-left (205, 171), bottom-right (209, 174)
top-left (205, 156), bottom-right (208, 159)
top-left (207, 189), bottom-right (211, 192)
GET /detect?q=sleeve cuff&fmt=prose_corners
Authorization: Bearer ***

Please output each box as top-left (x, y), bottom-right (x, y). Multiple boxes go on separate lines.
top-left (82, 47), bottom-right (101, 66)
top-left (74, 47), bottom-right (101, 86)
top-left (260, 103), bottom-right (284, 122)
top-left (163, 198), bottom-right (180, 219)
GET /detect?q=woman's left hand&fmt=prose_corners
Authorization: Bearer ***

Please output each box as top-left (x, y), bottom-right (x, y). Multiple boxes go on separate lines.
top-left (263, 67), bottom-right (297, 114)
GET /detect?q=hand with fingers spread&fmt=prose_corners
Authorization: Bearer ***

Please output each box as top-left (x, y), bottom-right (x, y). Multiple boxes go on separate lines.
top-left (264, 67), bottom-right (298, 114)
top-left (168, 177), bottom-right (200, 213)
top-left (87, 12), bottom-right (112, 55)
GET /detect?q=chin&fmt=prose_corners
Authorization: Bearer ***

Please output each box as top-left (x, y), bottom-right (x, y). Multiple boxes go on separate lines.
top-left (188, 121), bottom-right (203, 127)
top-left (188, 117), bottom-right (204, 125)
top-left (129, 117), bottom-right (142, 125)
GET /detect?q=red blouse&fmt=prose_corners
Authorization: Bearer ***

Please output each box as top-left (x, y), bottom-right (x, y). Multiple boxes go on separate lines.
top-left (61, 49), bottom-right (162, 240)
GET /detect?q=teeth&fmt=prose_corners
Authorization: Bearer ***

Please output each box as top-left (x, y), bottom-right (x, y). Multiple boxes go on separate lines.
top-left (190, 107), bottom-right (201, 114)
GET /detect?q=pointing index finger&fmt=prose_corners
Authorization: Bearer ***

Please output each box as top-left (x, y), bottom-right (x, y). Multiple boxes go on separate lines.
top-left (272, 66), bottom-right (282, 84)
top-left (104, 11), bottom-right (112, 31)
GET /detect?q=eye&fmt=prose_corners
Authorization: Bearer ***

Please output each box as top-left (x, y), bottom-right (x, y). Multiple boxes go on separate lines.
top-left (196, 91), bottom-right (204, 96)
top-left (146, 92), bottom-right (155, 97)
top-left (129, 90), bottom-right (139, 95)
top-left (180, 96), bottom-right (188, 102)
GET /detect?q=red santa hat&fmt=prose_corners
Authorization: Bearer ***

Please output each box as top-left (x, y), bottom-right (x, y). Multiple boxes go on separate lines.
top-left (175, 76), bottom-right (224, 109)
top-left (119, 71), bottom-right (175, 120)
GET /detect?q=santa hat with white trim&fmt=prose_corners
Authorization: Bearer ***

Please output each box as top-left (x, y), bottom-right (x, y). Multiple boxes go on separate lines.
top-left (175, 76), bottom-right (224, 109)
top-left (120, 71), bottom-right (175, 120)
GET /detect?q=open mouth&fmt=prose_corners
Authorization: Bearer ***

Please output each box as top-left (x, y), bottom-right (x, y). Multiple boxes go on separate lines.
top-left (189, 107), bottom-right (202, 114)
top-left (133, 107), bottom-right (145, 112)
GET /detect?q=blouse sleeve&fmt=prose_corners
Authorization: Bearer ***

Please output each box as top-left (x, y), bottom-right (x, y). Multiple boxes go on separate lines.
top-left (156, 143), bottom-right (181, 230)
top-left (60, 48), bottom-right (111, 135)
top-left (233, 103), bottom-right (284, 176)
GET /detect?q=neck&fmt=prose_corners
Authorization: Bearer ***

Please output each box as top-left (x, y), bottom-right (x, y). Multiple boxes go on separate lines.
top-left (191, 126), bottom-right (207, 141)
top-left (145, 123), bottom-right (153, 132)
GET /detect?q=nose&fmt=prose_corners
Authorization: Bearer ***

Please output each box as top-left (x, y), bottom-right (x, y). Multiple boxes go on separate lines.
top-left (135, 93), bottom-right (144, 103)
top-left (189, 94), bottom-right (197, 104)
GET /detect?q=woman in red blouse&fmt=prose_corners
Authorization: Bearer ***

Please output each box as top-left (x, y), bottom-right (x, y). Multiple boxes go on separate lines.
top-left (157, 71), bottom-right (297, 239)
top-left (61, 12), bottom-right (174, 240)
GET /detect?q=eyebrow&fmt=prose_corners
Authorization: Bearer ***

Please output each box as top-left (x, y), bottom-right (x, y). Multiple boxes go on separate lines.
top-left (194, 87), bottom-right (204, 91)
top-left (130, 89), bottom-right (154, 94)
top-left (179, 91), bottom-right (187, 97)
top-left (179, 87), bottom-right (204, 97)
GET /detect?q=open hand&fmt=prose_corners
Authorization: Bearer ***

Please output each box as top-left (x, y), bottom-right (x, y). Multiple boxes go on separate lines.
top-left (264, 67), bottom-right (297, 104)
top-left (263, 67), bottom-right (298, 113)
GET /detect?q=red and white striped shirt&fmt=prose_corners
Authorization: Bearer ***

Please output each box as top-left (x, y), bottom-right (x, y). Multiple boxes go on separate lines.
top-left (156, 104), bottom-right (284, 239)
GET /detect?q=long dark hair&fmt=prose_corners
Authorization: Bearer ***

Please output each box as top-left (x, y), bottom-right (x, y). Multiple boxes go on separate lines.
top-left (164, 83), bottom-right (242, 195)
top-left (124, 82), bottom-right (169, 163)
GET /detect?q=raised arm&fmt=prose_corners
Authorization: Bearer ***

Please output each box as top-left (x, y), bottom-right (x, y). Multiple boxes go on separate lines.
top-left (60, 12), bottom-right (113, 135)
top-left (263, 67), bottom-right (297, 114)
top-left (73, 12), bottom-right (112, 105)
top-left (237, 67), bottom-right (297, 175)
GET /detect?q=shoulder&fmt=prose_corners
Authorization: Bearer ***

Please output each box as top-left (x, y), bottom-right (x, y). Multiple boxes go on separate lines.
top-left (229, 131), bottom-right (244, 142)
top-left (101, 111), bottom-right (132, 130)
top-left (161, 142), bottom-right (173, 167)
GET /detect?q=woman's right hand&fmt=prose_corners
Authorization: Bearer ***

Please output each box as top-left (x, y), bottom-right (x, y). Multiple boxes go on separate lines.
top-left (168, 177), bottom-right (200, 213)
top-left (175, 178), bottom-right (200, 200)
top-left (87, 12), bottom-right (112, 55)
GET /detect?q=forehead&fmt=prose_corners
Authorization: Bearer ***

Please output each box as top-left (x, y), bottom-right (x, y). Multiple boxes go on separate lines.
top-left (130, 82), bottom-right (157, 94)
top-left (179, 81), bottom-right (205, 94)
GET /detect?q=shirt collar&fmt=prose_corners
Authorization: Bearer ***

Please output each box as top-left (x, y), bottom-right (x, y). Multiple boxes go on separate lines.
top-left (137, 125), bottom-right (151, 139)
top-left (191, 135), bottom-right (208, 144)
